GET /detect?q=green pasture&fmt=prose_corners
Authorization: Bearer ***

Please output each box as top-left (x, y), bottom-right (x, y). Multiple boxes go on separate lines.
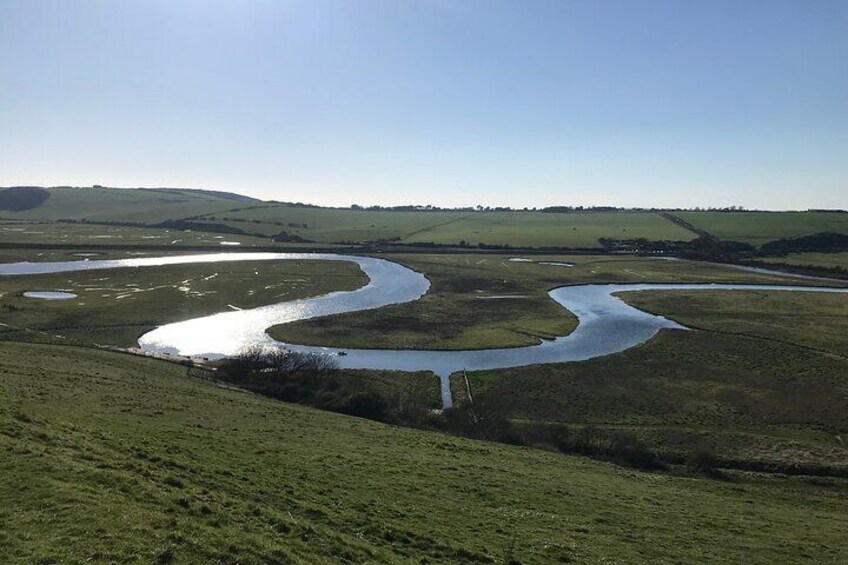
top-left (5, 186), bottom-right (846, 250)
top-left (400, 211), bottom-right (693, 247)
top-left (674, 211), bottom-right (848, 246)
top-left (195, 205), bottom-right (696, 247)
top-left (197, 204), bottom-right (472, 242)
top-left (2, 342), bottom-right (847, 564)
top-left (625, 288), bottom-right (848, 357)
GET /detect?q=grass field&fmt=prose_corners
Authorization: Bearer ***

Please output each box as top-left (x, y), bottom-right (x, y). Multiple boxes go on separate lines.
top-left (401, 211), bottom-right (694, 247)
top-left (199, 205), bottom-right (473, 241)
top-left (460, 285), bottom-right (848, 473)
top-left (624, 289), bottom-right (848, 357)
top-left (6, 187), bottom-right (848, 250)
top-left (463, 329), bottom-right (848, 474)
top-left (194, 205), bottom-right (696, 247)
top-left (674, 211), bottom-right (848, 247)
top-left (0, 259), bottom-right (367, 347)
top-left (761, 252), bottom-right (848, 269)
top-left (3, 341), bottom-right (847, 564)
top-left (269, 253), bottom-right (826, 350)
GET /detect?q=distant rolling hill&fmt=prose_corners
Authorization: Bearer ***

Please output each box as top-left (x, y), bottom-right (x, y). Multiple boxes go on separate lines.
top-left (0, 186), bottom-right (260, 224)
top-left (1, 186), bottom-right (845, 250)
top-left (0, 186), bottom-right (51, 211)
top-left (0, 187), bottom-right (700, 248)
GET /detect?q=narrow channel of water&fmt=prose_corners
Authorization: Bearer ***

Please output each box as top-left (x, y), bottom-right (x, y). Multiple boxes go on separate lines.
top-left (23, 291), bottom-right (78, 300)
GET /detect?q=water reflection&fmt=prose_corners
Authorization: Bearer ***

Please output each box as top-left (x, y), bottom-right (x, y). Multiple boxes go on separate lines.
top-left (23, 291), bottom-right (78, 300)
top-left (2, 253), bottom-right (847, 408)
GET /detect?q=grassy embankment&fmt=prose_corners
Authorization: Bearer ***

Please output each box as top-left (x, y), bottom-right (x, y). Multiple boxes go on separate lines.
top-left (674, 211), bottom-right (848, 247)
top-left (2, 341), bottom-right (848, 564)
top-left (269, 254), bottom-right (823, 350)
top-left (0, 259), bottom-right (367, 347)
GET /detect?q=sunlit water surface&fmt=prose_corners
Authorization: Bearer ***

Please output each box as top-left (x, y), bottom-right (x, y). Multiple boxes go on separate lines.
top-left (2, 253), bottom-right (847, 407)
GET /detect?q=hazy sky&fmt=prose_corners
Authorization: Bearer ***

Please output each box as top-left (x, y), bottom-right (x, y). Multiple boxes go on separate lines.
top-left (1, 0), bottom-right (845, 209)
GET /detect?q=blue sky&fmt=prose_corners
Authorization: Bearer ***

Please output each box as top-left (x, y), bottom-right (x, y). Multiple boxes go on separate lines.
top-left (1, 0), bottom-right (845, 209)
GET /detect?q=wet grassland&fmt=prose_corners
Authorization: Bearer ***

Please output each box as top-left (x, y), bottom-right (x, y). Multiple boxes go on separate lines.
top-left (0, 258), bottom-right (367, 347)
top-left (268, 253), bottom-right (824, 350)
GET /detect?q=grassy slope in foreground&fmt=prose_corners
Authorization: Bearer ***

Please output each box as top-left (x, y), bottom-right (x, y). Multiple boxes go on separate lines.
top-left (674, 211), bottom-right (848, 247)
top-left (2, 342), bottom-right (847, 564)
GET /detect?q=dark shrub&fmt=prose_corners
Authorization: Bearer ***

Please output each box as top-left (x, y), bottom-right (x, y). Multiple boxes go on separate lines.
top-left (337, 392), bottom-right (389, 421)
top-left (687, 445), bottom-right (725, 478)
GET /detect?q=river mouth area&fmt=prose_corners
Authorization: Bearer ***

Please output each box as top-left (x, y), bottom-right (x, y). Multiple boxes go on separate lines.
top-left (2, 252), bottom-right (847, 408)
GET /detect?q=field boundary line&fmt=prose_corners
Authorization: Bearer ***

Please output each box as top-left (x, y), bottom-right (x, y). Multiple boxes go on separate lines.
top-left (401, 214), bottom-right (472, 241)
top-left (659, 211), bottom-right (713, 239)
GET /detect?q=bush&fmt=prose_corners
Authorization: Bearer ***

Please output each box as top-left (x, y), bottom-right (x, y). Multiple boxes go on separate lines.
top-left (687, 445), bottom-right (725, 478)
top-left (217, 347), bottom-right (398, 423)
top-left (336, 392), bottom-right (389, 421)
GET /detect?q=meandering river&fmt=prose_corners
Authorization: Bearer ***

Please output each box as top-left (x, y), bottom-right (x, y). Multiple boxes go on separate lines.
top-left (2, 252), bottom-right (847, 407)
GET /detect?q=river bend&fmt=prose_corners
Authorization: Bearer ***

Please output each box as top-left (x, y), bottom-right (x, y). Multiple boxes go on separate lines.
top-left (2, 252), bottom-right (847, 408)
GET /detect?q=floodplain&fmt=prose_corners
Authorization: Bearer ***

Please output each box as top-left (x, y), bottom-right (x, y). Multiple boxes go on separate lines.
top-left (2, 188), bottom-right (848, 564)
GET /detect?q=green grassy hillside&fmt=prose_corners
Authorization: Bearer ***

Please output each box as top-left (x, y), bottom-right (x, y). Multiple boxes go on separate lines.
top-left (400, 211), bottom-right (691, 247)
top-left (195, 205), bottom-right (695, 247)
top-left (0, 187), bottom-right (255, 224)
top-left (2, 342), bottom-right (847, 564)
top-left (4, 187), bottom-right (847, 251)
top-left (675, 211), bottom-right (848, 247)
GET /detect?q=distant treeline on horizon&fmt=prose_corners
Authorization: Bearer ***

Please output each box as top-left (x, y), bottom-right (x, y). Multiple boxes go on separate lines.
top-left (2, 185), bottom-right (845, 214)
